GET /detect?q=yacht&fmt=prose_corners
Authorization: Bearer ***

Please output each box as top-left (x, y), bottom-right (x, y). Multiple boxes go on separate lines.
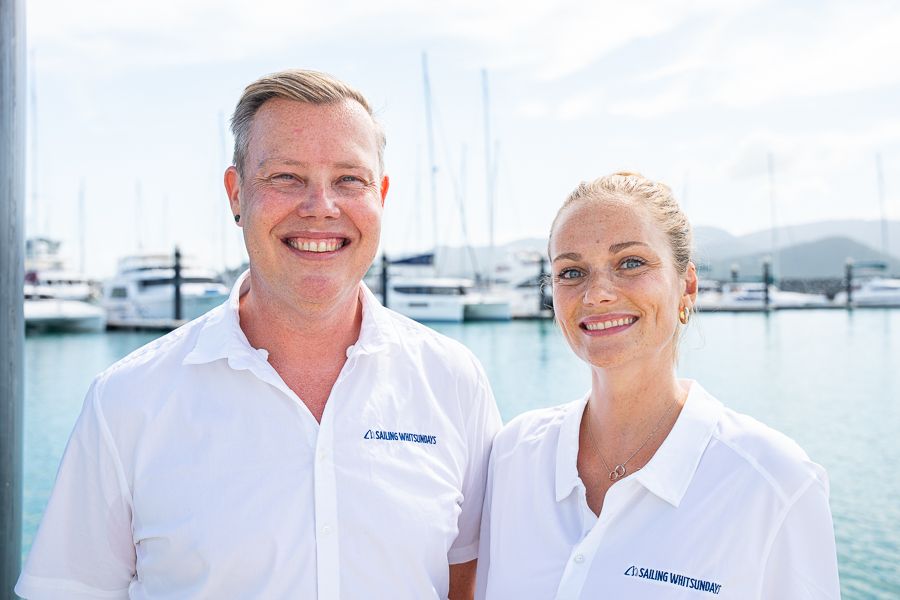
top-left (385, 277), bottom-right (469, 322)
top-left (24, 237), bottom-right (106, 333)
top-left (102, 254), bottom-right (229, 323)
top-left (698, 282), bottom-right (830, 311)
top-left (833, 277), bottom-right (900, 307)
top-left (24, 286), bottom-right (107, 333)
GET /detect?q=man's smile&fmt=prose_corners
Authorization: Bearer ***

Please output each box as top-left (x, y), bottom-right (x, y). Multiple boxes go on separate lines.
top-left (283, 236), bottom-right (348, 253)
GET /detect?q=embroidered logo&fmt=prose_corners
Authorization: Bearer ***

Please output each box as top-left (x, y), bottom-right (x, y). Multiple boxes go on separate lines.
top-left (363, 429), bottom-right (437, 445)
top-left (624, 565), bottom-right (722, 595)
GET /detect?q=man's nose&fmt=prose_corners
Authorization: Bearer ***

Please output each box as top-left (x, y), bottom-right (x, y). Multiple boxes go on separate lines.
top-left (582, 272), bottom-right (617, 305)
top-left (296, 181), bottom-right (340, 218)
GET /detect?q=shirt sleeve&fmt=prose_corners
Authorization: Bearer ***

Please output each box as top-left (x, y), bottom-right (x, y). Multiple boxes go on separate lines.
top-left (473, 449), bottom-right (496, 600)
top-left (448, 359), bottom-right (503, 564)
top-left (16, 380), bottom-right (136, 599)
top-left (760, 473), bottom-right (841, 599)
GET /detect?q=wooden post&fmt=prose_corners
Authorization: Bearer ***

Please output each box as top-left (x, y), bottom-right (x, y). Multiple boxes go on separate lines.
top-left (845, 259), bottom-right (853, 309)
top-left (381, 253), bottom-right (389, 308)
top-left (173, 247), bottom-right (183, 320)
top-left (762, 258), bottom-right (771, 310)
top-left (1, 0), bottom-right (26, 592)
top-left (539, 255), bottom-right (551, 312)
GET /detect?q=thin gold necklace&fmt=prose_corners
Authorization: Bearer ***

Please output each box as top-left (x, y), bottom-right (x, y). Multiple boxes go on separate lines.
top-left (585, 399), bottom-right (677, 481)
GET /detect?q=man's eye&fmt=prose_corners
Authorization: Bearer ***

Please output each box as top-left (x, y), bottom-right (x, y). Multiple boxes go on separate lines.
top-left (271, 173), bottom-right (298, 182)
top-left (338, 175), bottom-right (364, 185)
top-left (621, 257), bottom-right (646, 270)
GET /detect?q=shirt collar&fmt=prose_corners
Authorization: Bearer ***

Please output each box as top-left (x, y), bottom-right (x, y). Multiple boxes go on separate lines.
top-left (554, 381), bottom-right (723, 507)
top-left (632, 381), bottom-right (723, 507)
top-left (183, 270), bottom-right (399, 366)
top-left (555, 392), bottom-right (591, 502)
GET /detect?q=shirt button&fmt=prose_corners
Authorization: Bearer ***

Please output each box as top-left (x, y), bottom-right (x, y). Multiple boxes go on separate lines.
top-left (321, 525), bottom-right (332, 535)
top-left (574, 554), bottom-right (585, 564)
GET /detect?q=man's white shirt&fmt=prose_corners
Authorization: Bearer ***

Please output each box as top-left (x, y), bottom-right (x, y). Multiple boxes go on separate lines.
top-left (476, 381), bottom-right (840, 599)
top-left (17, 271), bottom-right (502, 599)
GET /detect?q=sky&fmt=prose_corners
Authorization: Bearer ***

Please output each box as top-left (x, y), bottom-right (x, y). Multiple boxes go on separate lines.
top-left (24, 0), bottom-right (900, 277)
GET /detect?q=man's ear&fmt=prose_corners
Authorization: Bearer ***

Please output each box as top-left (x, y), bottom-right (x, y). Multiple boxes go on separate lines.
top-left (379, 174), bottom-right (390, 207)
top-left (224, 166), bottom-right (242, 226)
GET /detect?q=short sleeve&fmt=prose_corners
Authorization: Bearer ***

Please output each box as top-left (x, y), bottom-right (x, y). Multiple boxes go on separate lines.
top-left (760, 474), bottom-right (841, 599)
top-left (448, 360), bottom-right (502, 564)
top-left (473, 449), bottom-right (496, 600)
top-left (16, 380), bottom-right (136, 599)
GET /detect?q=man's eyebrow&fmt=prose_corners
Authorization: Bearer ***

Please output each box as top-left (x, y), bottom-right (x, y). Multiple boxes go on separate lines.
top-left (551, 252), bottom-right (581, 263)
top-left (609, 241), bottom-right (648, 253)
top-left (334, 161), bottom-right (373, 173)
top-left (255, 158), bottom-right (372, 174)
top-left (257, 158), bottom-right (307, 168)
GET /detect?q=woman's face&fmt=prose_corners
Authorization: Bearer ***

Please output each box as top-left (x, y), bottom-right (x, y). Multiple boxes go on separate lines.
top-left (549, 198), bottom-right (697, 371)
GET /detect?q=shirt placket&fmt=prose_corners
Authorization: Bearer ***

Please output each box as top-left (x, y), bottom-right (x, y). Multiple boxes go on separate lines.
top-left (314, 349), bottom-right (362, 599)
top-left (555, 481), bottom-right (633, 600)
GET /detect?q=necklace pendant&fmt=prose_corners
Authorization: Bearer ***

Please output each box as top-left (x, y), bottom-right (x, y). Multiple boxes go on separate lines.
top-left (609, 464), bottom-right (627, 481)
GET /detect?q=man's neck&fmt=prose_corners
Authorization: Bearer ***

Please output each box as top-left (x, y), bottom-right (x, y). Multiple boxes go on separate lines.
top-left (238, 276), bottom-right (364, 360)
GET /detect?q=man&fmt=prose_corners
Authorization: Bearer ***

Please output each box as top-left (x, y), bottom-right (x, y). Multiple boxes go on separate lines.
top-left (17, 70), bottom-right (501, 599)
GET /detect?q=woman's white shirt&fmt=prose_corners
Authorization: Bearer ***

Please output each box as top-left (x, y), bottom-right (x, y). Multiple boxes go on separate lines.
top-left (476, 381), bottom-right (840, 600)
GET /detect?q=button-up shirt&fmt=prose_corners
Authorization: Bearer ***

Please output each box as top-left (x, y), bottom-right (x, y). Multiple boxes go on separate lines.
top-left (476, 381), bottom-right (840, 599)
top-left (18, 272), bottom-right (501, 599)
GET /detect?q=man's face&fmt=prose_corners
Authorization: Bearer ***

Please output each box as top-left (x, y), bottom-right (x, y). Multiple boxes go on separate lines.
top-left (225, 98), bottom-right (388, 309)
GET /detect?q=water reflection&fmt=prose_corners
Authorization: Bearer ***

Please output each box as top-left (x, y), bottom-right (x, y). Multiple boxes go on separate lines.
top-left (22, 310), bottom-right (900, 597)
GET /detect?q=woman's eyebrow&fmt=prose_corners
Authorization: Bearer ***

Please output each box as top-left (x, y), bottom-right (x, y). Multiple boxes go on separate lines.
top-left (609, 241), bottom-right (648, 253)
top-left (551, 252), bottom-right (581, 263)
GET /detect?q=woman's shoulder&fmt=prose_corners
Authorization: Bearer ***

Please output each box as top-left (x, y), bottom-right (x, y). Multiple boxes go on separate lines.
top-left (491, 397), bottom-right (585, 463)
top-left (707, 395), bottom-right (828, 500)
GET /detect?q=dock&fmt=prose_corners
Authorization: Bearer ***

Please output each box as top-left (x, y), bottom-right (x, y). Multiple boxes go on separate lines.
top-left (106, 318), bottom-right (187, 331)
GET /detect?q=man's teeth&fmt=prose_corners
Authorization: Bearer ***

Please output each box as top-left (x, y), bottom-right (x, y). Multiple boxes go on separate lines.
top-left (584, 317), bottom-right (636, 331)
top-left (287, 238), bottom-right (345, 252)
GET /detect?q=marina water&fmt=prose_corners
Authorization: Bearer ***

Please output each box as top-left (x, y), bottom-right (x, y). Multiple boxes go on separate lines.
top-left (23, 309), bottom-right (900, 598)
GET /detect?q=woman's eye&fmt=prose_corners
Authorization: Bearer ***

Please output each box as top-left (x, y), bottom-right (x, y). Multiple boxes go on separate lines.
top-left (558, 268), bottom-right (583, 280)
top-left (621, 257), bottom-right (646, 270)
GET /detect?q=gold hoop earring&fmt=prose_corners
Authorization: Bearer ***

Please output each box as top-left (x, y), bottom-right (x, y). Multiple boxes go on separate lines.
top-left (679, 306), bottom-right (689, 325)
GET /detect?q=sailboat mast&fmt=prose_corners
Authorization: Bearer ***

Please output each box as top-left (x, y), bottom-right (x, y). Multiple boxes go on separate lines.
top-left (482, 69), bottom-right (494, 287)
top-left (218, 110), bottom-right (228, 270)
top-left (29, 49), bottom-right (38, 236)
top-left (78, 179), bottom-right (86, 273)
top-left (767, 152), bottom-right (778, 281)
top-left (876, 152), bottom-right (888, 257)
top-left (421, 53), bottom-right (438, 261)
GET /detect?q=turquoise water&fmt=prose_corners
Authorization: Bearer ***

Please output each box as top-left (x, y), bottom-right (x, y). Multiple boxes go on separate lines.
top-left (23, 310), bottom-right (900, 598)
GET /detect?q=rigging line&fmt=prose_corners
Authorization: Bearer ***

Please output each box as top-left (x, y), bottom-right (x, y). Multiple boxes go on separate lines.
top-left (433, 97), bottom-right (482, 278)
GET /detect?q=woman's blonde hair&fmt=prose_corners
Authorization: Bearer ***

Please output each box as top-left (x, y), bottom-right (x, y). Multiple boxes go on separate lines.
top-left (549, 171), bottom-right (693, 274)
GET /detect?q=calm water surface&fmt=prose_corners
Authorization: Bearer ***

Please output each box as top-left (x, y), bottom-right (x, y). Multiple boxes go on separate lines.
top-left (23, 310), bottom-right (900, 598)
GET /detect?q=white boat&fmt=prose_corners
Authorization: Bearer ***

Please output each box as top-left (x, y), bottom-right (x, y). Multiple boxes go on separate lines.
top-left (385, 277), bottom-right (469, 322)
top-left (24, 237), bottom-right (107, 333)
top-left (102, 254), bottom-right (229, 322)
top-left (463, 288), bottom-right (513, 321)
top-left (487, 251), bottom-right (551, 319)
top-left (24, 286), bottom-right (107, 333)
top-left (833, 277), bottom-right (900, 307)
top-left (698, 282), bottom-right (830, 311)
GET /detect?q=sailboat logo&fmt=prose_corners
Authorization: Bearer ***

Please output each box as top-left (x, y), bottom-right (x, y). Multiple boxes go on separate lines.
top-left (364, 430), bottom-right (374, 440)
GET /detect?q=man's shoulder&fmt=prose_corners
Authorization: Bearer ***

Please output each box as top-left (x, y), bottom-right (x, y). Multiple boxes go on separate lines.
top-left (95, 307), bottom-right (219, 391)
top-left (379, 306), bottom-right (481, 367)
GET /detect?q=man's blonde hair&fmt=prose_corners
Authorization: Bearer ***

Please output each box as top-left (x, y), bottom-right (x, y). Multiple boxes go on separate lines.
top-left (230, 69), bottom-right (386, 175)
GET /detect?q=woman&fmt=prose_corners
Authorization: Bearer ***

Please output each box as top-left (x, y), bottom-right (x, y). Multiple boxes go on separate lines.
top-left (475, 172), bottom-right (840, 599)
